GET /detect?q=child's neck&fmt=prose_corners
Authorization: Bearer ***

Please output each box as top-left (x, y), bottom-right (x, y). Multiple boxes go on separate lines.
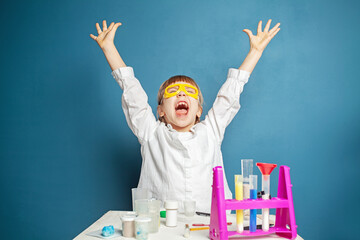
top-left (170, 123), bottom-right (195, 132)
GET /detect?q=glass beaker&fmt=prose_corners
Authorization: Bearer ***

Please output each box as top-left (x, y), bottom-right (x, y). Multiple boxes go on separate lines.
top-left (184, 200), bottom-right (196, 217)
top-left (132, 188), bottom-right (151, 211)
top-left (148, 199), bottom-right (161, 233)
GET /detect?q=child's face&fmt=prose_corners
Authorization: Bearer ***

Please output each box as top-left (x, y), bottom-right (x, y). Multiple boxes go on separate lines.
top-left (157, 81), bottom-right (202, 132)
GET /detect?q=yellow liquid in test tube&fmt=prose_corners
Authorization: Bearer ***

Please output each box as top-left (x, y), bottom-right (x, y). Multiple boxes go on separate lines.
top-left (235, 175), bottom-right (243, 233)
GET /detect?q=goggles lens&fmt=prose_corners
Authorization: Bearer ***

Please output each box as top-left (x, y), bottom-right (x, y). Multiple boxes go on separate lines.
top-left (164, 83), bottom-right (199, 99)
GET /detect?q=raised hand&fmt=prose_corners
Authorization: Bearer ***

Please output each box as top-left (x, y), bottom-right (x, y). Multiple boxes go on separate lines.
top-left (90, 20), bottom-right (122, 50)
top-left (90, 20), bottom-right (126, 70)
top-left (243, 19), bottom-right (280, 53)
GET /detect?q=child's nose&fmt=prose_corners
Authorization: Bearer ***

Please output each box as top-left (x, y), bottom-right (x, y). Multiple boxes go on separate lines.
top-left (177, 91), bottom-right (186, 97)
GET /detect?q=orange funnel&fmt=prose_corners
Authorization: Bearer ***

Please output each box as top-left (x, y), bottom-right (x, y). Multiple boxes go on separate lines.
top-left (256, 163), bottom-right (277, 175)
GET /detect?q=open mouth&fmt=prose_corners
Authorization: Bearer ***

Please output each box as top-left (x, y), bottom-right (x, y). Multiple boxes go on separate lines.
top-left (175, 101), bottom-right (189, 116)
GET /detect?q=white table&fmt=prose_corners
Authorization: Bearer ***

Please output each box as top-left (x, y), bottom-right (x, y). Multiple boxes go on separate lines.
top-left (74, 211), bottom-right (303, 240)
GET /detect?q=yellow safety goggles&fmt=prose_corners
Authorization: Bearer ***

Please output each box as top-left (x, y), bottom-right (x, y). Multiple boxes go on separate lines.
top-left (164, 83), bottom-right (199, 99)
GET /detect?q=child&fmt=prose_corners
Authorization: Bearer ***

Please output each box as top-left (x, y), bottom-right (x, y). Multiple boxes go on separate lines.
top-left (90, 19), bottom-right (280, 213)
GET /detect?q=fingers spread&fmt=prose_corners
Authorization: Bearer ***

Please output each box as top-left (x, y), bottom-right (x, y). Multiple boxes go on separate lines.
top-left (109, 22), bottom-right (122, 37)
top-left (113, 22), bottom-right (122, 30)
top-left (96, 23), bottom-right (102, 34)
top-left (243, 29), bottom-right (253, 38)
top-left (269, 23), bottom-right (281, 34)
top-left (106, 23), bottom-right (120, 39)
top-left (89, 34), bottom-right (97, 40)
top-left (257, 20), bottom-right (262, 35)
top-left (103, 20), bottom-right (108, 31)
top-left (269, 28), bottom-right (280, 40)
top-left (264, 19), bottom-right (272, 32)
top-left (108, 22), bottom-right (115, 31)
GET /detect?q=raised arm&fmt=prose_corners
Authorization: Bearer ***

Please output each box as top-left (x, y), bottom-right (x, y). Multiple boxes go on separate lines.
top-left (90, 20), bottom-right (126, 71)
top-left (203, 19), bottom-right (280, 142)
top-left (90, 20), bottom-right (157, 143)
top-left (239, 19), bottom-right (280, 74)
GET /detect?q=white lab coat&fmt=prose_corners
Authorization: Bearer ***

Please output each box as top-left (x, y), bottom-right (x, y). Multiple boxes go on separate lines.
top-left (112, 67), bottom-right (250, 213)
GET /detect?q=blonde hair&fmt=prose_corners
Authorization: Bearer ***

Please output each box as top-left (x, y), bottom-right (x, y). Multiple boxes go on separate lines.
top-left (157, 75), bottom-right (204, 124)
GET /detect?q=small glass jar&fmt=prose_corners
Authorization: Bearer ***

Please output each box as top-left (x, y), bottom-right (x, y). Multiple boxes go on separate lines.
top-left (135, 217), bottom-right (151, 240)
top-left (121, 215), bottom-right (135, 238)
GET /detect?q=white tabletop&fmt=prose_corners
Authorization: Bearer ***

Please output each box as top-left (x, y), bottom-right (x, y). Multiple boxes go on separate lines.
top-left (73, 211), bottom-right (303, 240)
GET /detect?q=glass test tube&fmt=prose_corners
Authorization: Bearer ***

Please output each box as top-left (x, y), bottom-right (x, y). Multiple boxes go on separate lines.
top-left (249, 175), bottom-right (257, 233)
top-left (262, 174), bottom-right (270, 231)
top-left (241, 159), bottom-right (253, 188)
top-left (256, 162), bottom-right (277, 232)
top-left (241, 159), bottom-right (253, 217)
top-left (234, 175), bottom-right (243, 233)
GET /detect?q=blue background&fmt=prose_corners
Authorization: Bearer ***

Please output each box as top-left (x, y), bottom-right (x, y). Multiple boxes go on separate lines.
top-left (1, 0), bottom-right (359, 239)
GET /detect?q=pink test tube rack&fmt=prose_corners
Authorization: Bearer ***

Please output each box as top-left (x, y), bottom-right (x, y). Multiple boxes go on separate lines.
top-left (209, 166), bottom-right (297, 240)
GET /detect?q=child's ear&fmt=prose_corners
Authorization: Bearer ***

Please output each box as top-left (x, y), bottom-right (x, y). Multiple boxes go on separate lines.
top-left (157, 105), bottom-right (165, 117)
top-left (196, 106), bottom-right (203, 118)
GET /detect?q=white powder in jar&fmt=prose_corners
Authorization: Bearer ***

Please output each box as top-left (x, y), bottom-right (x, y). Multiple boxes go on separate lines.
top-left (122, 215), bottom-right (135, 237)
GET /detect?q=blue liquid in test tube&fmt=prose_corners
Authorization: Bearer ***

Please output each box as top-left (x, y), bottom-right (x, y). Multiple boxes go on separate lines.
top-left (249, 175), bottom-right (258, 232)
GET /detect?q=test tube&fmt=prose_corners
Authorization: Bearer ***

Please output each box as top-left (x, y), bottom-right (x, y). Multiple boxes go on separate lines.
top-left (241, 159), bottom-right (253, 199)
top-left (262, 174), bottom-right (270, 232)
top-left (256, 163), bottom-right (277, 232)
top-left (249, 175), bottom-right (257, 233)
top-left (234, 175), bottom-right (243, 233)
top-left (241, 159), bottom-right (253, 217)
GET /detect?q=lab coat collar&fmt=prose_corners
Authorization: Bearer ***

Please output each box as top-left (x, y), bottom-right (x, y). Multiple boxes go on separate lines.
top-left (166, 123), bottom-right (197, 133)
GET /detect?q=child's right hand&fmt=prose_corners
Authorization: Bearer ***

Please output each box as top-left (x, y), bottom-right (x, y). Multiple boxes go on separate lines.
top-left (90, 20), bottom-right (122, 50)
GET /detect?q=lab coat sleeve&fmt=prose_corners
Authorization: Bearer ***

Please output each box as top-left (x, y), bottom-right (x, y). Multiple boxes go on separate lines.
top-left (203, 68), bottom-right (250, 143)
top-left (111, 67), bottom-right (157, 143)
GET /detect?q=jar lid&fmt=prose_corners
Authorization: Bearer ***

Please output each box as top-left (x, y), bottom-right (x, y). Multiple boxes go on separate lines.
top-left (121, 215), bottom-right (135, 221)
top-left (160, 210), bottom-right (166, 218)
top-left (135, 217), bottom-right (151, 223)
top-left (165, 200), bottom-right (179, 209)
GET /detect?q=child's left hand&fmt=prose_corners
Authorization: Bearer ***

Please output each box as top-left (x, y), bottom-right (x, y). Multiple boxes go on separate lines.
top-left (243, 19), bottom-right (280, 53)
